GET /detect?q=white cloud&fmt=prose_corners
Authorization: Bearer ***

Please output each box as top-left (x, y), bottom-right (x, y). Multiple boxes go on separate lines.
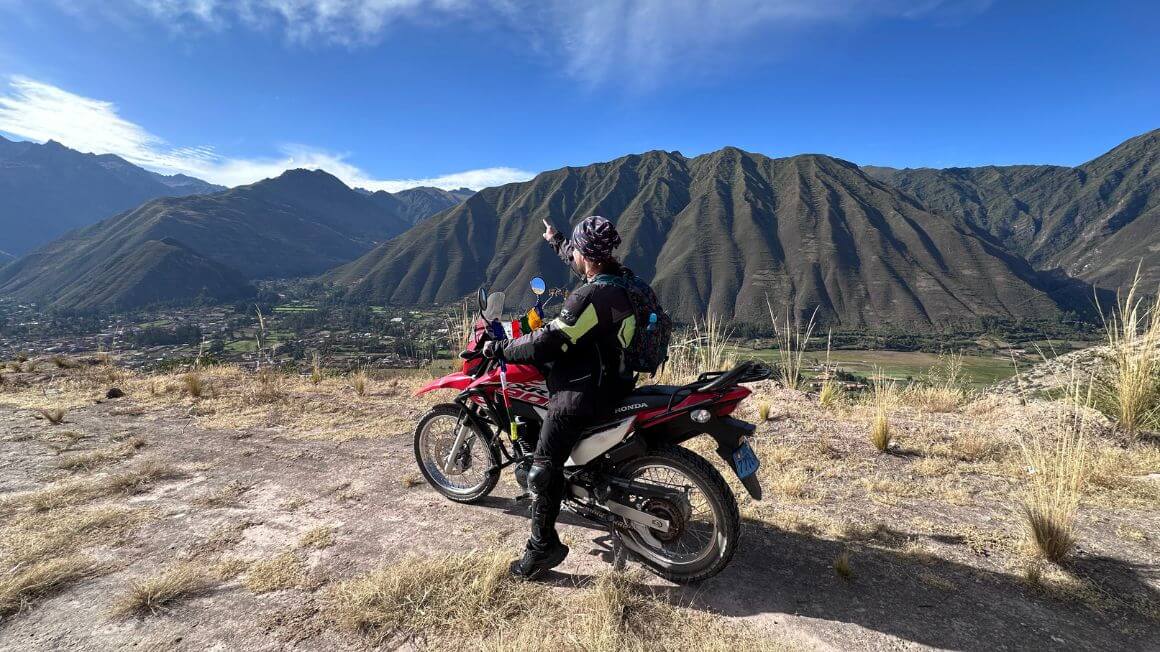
top-left (99, 0), bottom-right (992, 87)
top-left (0, 77), bottom-right (533, 190)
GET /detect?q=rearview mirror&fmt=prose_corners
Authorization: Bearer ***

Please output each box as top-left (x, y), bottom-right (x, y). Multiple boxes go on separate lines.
top-left (530, 277), bottom-right (546, 296)
top-left (477, 287), bottom-right (488, 312)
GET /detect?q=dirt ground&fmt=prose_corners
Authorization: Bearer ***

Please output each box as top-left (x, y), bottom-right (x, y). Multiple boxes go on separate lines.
top-left (0, 360), bottom-right (1157, 651)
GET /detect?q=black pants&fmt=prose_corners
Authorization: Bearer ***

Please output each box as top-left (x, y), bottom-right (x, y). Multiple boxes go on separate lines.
top-left (526, 410), bottom-right (590, 553)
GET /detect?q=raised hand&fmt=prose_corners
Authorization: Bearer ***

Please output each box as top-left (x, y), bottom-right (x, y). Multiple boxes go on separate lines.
top-left (542, 219), bottom-right (557, 242)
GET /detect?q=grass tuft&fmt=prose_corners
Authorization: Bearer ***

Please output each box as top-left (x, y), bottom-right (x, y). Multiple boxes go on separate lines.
top-left (768, 303), bottom-right (817, 391)
top-left (834, 551), bottom-right (853, 580)
top-left (655, 313), bottom-right (735, 385)
top-left (244, 551), bottom-right (306, 593)
top-left (310, 351), bottom-right (324, 385)
top-left (182, 372), bottom-right (206, 398)
top-left (869, 370), bottom-right (894, 452)
top-left (55, 438), bottom-right (146, 471)
top-left (111, 564), bottom-right (211, 617)
top-left (38, 407), bottom-right (66, 425)
top-left (300, 526), bottom-right (335, 550)
top-left (0, 556), bottom-right (102, 616)
top-left (1019, 378), bottom-right (1089, 564)
top-left (1094, 270), bottom-right (1160, 435)
top-left (352, 369), bottom-right (369, 397)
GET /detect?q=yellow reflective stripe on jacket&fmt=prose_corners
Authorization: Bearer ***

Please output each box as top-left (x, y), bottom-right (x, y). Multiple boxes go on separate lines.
top-left (551, 303), bottom-right (599, 343)
top-left (617, 315), bottom-right (636, 348)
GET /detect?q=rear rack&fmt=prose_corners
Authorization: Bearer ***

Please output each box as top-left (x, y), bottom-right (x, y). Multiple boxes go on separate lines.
top-left (665, 360), bottom-right (772, 410)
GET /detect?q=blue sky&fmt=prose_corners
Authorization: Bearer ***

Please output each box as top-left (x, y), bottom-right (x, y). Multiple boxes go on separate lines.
top-left (0, 0), bottom-right (1156, 190)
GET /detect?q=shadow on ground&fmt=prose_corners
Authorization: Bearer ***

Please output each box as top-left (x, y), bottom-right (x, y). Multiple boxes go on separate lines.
top-left (486, 498), bottom-right (1159, 651)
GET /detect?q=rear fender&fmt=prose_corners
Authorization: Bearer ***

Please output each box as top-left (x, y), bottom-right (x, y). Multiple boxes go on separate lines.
top-left (642, 415), bottom-right (763, 500)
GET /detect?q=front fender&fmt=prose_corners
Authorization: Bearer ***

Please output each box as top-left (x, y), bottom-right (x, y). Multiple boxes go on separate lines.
top-left (415, 372), bottom-right (474, 396)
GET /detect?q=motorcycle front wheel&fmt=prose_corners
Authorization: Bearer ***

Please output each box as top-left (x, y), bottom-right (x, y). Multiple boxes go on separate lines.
top-left (613, 446), bottom-right (741, 584)
top-left (414, 403), bottom-right (499, 503)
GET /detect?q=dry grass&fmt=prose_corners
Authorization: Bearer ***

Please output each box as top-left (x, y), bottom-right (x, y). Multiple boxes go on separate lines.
top-left (401, 473), bottom-right (423, 488)
top-left (243, 551), bottom-right (307, 593)
top-left (213, 558), bottom-right (251, 581)
top-left (833, 551), bottom-right (853, 580)
top-left (111, 564), bottom-right (212, 617)
top-left (326, 550), bottom-right (781, 650)
top-left (818, 378), bottom-right (845, 408)
top-left (193, 480), bottom-right (251, 509)
top-left (0, 556), bottom-right (103, 616)
top-left (447, 301), bottom-right (474, 355)
top-left (299, 526), bottom-right (334, 550)
top-left (913, 457), bottom-right (956, 477)
top-left (56, 437), bottom-right (146, 471)
top-left (0, 506), bottom-right (142, 567)
top-left (771, 467), bottom-right (811, 500)
top-left (310, 351), bottom-right (324, 385)
top-left (1094, 272), bottom-right (1160, 435)
top-left (351, 369), bottom-right (369, 397)
top-left (51, 355), bottom-right (78, 369)
top-left (945, 430), bottom-right (1009, 463)
top-left (757, 402), bottom-right (771, 421)
top-left (182, 372), bottom-right (207, 398)
top-left (2, 460), bottom-right (180, 513)
top-left (869, 371), bottom-right (894, 452)
top-left (905, 351), bottom-right (969, 413)
top-left (38, 407), bottom-right (67, 425)
top-left (768, 303), bottom-right (817, 391)
top-left (656, 313), bottom-right (734, 385)
top-left (1018, 380), bottom-right (1090, 563)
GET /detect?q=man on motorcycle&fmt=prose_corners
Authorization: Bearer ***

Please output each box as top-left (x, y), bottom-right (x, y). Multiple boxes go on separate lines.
top-left (481, 215), bottom-right (637, 580)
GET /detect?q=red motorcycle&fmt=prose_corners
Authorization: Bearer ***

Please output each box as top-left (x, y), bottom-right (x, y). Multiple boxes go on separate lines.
top-left (413, 280), bottom-right (769, 583)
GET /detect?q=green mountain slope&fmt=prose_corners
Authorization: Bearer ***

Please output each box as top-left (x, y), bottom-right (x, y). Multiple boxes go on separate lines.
top-left (329, 148), bottom-right (1092, 328)
top-left (866, 129), bottom-right (1160, 289)
top-left (0, 136), bottom-right (223, 255)
top-left (0, 169), bottom-right (410, 309)
top-left (365, 186), bottom-right (474, 225)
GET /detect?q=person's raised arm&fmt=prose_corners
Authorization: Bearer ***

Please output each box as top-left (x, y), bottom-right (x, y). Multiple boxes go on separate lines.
top-left (544, 219), bottom-right (575, 267)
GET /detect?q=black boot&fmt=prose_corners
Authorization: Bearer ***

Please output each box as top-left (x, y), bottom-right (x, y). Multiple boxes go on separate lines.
top-left (509, 541), bottom-right (569, 580)
top-left (510, 490), bottom-right (569, 580)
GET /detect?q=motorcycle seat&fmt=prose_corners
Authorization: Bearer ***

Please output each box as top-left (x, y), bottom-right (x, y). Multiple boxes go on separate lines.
top-left (604, 385), bottom-right (681, 416)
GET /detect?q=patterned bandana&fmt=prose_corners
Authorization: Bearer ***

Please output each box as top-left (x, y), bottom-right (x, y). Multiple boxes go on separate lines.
top-left (570, 215), bottom-right (621, 264)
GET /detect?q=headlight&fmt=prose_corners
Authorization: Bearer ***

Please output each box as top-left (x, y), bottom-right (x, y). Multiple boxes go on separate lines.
top-left (690, 409), bottom-right (711, 423)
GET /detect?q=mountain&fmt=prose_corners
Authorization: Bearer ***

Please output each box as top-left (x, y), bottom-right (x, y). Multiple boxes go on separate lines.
top-left (866, 129), bottom-right (1160, 290)
top-left (0, 135), bottom-right (224, 255)
top-left (366, 186), bottom-right (474, 225)
top-left (328, 148), bottom-right (1095, 328)
top-left (0, 169), bottom-right (411, 310)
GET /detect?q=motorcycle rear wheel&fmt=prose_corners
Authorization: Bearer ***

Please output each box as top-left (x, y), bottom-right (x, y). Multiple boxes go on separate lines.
top-left (414, 404), bottom-right (499, 503)
top-left (613, 446), bottom-right (740, 584)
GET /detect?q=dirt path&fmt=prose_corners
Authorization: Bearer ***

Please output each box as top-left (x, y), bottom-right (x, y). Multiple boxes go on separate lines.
top-left (1, 367), bottom-right (1157, 650)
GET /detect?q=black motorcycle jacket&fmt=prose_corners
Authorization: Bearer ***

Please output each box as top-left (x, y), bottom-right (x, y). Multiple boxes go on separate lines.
top-left (498, 233), bottom-right (636, 416)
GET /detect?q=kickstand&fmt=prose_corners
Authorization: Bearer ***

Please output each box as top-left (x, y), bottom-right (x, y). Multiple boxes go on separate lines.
top-left (611, 531), bottom-right (629, 572)
top-left (513, 492), bottom-right (531, 502)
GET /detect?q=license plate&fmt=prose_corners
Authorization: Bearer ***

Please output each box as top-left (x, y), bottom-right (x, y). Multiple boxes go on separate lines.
top-left (732, 441), bottom-right (760, 479)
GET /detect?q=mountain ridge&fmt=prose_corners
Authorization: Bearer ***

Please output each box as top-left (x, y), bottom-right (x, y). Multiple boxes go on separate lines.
top-left (865, 128), bottom-right (1160, 289)
top-left (0, 135), bottom-right (223, 255)
top-left (328, 146), bottom-right (1096, 327)
top-left (0, 168), bottom-right (414, 309)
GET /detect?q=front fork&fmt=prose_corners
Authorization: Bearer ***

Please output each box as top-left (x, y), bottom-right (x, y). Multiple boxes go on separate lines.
top-left (441, 414), bottom-right (474, 474)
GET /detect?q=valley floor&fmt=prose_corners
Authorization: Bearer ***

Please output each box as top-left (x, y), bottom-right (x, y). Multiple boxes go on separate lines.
top-left (0, 360), bottom-right (1157, 650)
